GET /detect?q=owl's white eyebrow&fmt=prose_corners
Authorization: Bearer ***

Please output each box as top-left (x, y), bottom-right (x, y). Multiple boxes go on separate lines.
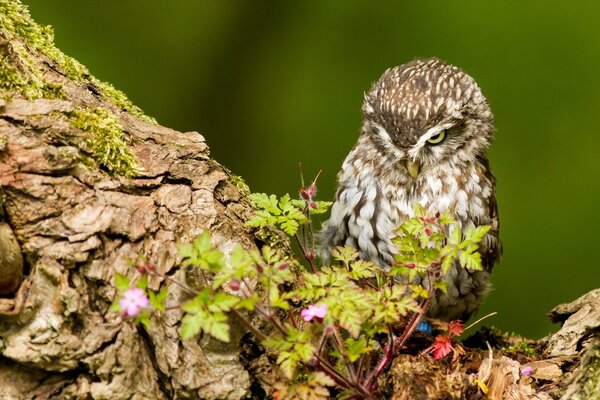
top-left (408, 123), bottom-right (453, 159)
top-left (371, 122), bottom-right (404, 159)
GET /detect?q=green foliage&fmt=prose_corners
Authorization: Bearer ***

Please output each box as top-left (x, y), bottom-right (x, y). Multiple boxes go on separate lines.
top-left (246, 192), bottom-right (332, 235)
top-left (391, 209), bottom-right (489, 282)
top-left (264, 325), bottom-right (316, 379)
top-left (112, 190), bottom-right (492, 399)
top-left (246, 193), bottom-right (307, 235)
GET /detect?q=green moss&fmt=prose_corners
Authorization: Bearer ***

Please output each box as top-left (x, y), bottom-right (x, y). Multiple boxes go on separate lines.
top-left (230, 174), bottom-right (251, 197)
top-left (68, 108), bottom-right (141, 177)
top-left (0, 53), bottom-right (64, 100)
top-left (0, 0), bottom-right (155, 122)
top-left (90, 77), bottom-right (157, 124)
top-left (576, 342), bottom-right (600, 399)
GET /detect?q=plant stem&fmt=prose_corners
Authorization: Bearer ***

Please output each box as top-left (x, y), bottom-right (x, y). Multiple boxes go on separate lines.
top-left (332, 327), bottom-right (358, 384)
top-left (396, 295), bottom-right (431, 350)
top-left (314, 354), bottom-right (371, 398)
top-left (364, 326), bottom-right (394, 391)
top-left (294, 233), bottom-right (317, 273)
top-left (151, 270), bottom-right (198, 295)
top-left (230, 308), bottom-right (267, 341)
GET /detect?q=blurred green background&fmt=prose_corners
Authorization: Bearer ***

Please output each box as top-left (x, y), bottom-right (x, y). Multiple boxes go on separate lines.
top-left (25, 1), bottom-right (599, 338)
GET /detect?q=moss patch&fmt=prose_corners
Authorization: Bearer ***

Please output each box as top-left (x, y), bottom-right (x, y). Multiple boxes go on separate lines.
top-left (0, 0), bottom-right (155, 122)
top-left (230, 174), bottom-right (251, 198)
top-left (68, 107), bottom-right (141, 177)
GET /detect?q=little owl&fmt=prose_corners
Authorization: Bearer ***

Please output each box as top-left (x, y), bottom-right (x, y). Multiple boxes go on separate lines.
top-left (321, 57), bottom-right (501, 321)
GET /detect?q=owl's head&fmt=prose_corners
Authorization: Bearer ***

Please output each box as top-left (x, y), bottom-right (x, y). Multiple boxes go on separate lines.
top-left (362, 58), bottom-right (494, 176)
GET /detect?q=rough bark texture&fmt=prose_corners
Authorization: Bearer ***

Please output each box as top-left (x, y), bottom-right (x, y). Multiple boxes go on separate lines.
top-left (0, 2), bottom-right (265, 398)
top-left (0, 2), bottom-right (598, 399)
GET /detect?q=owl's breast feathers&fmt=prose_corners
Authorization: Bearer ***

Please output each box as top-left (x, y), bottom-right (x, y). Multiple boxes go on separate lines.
top-left (320, 135), bottom-right (501, 320)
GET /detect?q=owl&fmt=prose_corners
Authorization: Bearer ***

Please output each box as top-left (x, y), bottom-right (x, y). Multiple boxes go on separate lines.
top-left (321, 57), bottom-right (501, 321)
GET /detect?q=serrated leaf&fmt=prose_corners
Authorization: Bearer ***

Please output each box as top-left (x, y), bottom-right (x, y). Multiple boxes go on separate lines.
top-left (348, 260), bottom-right (378, 280)
top-left (181, 287), bottom-right (211, 314)
top-left (181, 312), bottom-right (203, 340)
top-left (108, 299), bottom-right (121, 313)
top-left (345, 337), bottom-right (374, 362)
top-left (459, 250), bottom-right (483, 271)
top-left (449, 226), bottom-right (462, 246)
top-left (434, 280), bottom-right (448, 294)
top-left (136, 274), bottom-right (148, 290)
top-left (309, 201), bottom-right (333, 215)
top-left (149, 288), bottom-right (168, 311)
top-left (331, 245), bottom-right (359, 266)
top-left (114, 273), bottom-right (130, 292)
top-left (438, 210), bottom-right (456, 226)
top-left (202, 311), bottom-right (230, 342)
top-left (208, 292), bottom-right (240, 313)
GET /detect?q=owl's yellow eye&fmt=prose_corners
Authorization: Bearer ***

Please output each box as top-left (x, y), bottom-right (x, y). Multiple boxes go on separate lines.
top-left (427, 130), bottom-right (446, 144)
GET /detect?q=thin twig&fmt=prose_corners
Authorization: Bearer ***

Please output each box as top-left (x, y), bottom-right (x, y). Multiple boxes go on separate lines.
top-left (230, 308), bottom-right (267, 341)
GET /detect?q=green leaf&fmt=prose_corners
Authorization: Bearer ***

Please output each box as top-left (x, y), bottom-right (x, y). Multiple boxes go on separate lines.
top-left (331, 245), bottom-right (359, 267)
top-left (309, 201), bottom-right (333, 215)
top-left (459, 250), bottom-right (484, 271)
top-left (136, 274), bottom-right (148, 290)
top-left (434, 280), bottom-right (448, 294)
top-left (202, 311), bottom-right (230, 342)
top-left (181, 312), bottom-right (203, 340)
top-left (208, 292), bottom-right (240, 313)
top-left (108, 299), bottom-right (121, 313)
top-left (348, 260), bottom-right (379, 280)
top-left (246, 192), bottom-right (308, 235)
top-left (449, 226), bottom-right (462, 246)
top-left (181, 287), bottom-right (211, 313)
top-left (344, 337), bottom-right (374, 362)
top-left (438, 210), bottom-right (456, 226)
top-left (149, 288), bottom-right (168, 311)
top-left (114, 273), bottom-right (130, 292)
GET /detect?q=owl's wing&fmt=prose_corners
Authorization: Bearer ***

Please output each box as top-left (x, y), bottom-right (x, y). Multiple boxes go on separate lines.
top-left (481, 158), bottom-right (502, 271)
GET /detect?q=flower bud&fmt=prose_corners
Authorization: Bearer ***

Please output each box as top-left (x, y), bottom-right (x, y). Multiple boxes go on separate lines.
top-left (300, 188), bottom-right (310, 200)
top-left (278, 262), bottom-right (289, 271)
top-left (229, 279), bottom-right (240, 291)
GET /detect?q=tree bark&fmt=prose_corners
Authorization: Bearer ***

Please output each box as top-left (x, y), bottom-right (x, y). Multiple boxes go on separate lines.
top-left (0, 2), bottom-right (267, 398)
top-left (0, 2), bottom-right (598, 399)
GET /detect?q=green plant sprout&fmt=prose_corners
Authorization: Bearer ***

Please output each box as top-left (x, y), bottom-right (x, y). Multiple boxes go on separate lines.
top-left (111, 171), bottom-right (491, 399)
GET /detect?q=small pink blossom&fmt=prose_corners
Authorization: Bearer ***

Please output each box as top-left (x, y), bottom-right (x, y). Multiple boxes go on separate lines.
top-left (120, 288), bottom-right (149, 317)
top-left (521, 366), bottom-right (534, 376)
top-left (301, 304), bottom-right (328, 322)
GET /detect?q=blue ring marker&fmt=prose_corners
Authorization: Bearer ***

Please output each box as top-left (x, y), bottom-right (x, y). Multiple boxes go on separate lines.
top-left (416, 321), bottom-right (432, 334)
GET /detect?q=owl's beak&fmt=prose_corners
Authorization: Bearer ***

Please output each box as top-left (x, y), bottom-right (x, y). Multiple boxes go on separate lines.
top-left (406, 160), bottom-right (420, 178)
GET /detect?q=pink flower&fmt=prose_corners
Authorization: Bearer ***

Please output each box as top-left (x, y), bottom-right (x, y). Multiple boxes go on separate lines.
top-left (301, 304), bottom-right (328, 322)
top-left (120, 287), bottom-right (149, 317)
top-left (521, 366), bottom-right (534, 376)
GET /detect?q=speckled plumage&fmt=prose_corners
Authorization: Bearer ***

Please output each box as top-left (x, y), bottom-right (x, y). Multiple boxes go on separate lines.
top-left (321, 58), bottom-right (501, 321)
